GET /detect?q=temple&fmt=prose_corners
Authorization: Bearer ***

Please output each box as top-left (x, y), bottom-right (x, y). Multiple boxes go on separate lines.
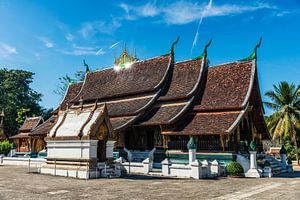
top-left (10, 39), bottom-right (270, 178)
top-left (10, 116), bottom-right (44, 156)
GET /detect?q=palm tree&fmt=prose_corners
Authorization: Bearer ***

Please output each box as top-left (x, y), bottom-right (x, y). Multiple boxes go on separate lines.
top-left (264, 81), bottom-right (300, 165)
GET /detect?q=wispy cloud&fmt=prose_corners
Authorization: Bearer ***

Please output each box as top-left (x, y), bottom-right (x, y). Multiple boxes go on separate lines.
top-left (0, 42), bottom-right (17, 58)
top-left (119, 1), bottom-right (276, 25)
top-left (79, 18), bottom-right (121, 38)
top-left (65, 33), bottom-right (74, 41)
top-left (109, 41), bottom-right (121, 49)
top-left (39, 37), bottom-right (54, 48)
top-left (191, 0), bottom-right (213, 55)
top-left (61, 44), bottom-right (105, 56)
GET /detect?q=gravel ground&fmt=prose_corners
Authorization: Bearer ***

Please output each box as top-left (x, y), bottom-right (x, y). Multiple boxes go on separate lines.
top-left (0, 165), bottom-right (300, 200)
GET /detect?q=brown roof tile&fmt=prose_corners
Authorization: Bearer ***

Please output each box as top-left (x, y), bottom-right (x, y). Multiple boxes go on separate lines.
top-left (162, 111), bottom-right (241, 135)
top-left (110, 116), bottom-right (135, 130)
top-left (141, 103), bottom-right (187, 125)
top-left (19, 117), bottom-right (43, 132)
top-left (159, 59), bottom-right (202, 100)
top-left (30, 116), bottom-right (57, 137)
top-left (107, 96), bottom-right (153, 117)
top-left (60, 82), bottom-right (83, 111)
top-left (10, 132), bottom-right (30, 139)
top-left (72, 55), bottom-right (171, 102)
top-left (194, 61), bottom-right (253, 111)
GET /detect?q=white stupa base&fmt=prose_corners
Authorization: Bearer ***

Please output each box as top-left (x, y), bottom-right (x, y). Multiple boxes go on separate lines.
top-left (245, 168), bottom-right (261, 178)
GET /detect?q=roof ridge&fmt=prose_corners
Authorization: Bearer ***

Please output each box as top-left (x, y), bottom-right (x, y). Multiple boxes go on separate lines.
top-left (210, 59), bottom-right (253, 69)
top-left (92, 55), bottom-right (171, 73)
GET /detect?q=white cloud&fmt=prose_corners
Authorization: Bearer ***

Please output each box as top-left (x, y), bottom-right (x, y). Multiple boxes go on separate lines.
top-left (65, 33), bottom-right (74, 41)
top-left (79, 18), bottom-right (121, 38)
top-left (0, 42), bottom-right (17, 58)
top-left (62, 45), bottom-right (105, 56)
top-left (39, 37), bottom-right (54, 48)
top-left (120, 1), bottom-right (276, 25)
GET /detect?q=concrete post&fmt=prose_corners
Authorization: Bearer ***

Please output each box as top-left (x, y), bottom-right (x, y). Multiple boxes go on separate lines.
top-left (161, 158), bottom-right (170, 176)
top-left (187, 136), bottom-right (196, 166)
top-left (280, 154), bottom-right (287, 170)
top-left (0, 155), bottom-right (3, 165)
top-left (210, 159), bottom-right (220, 176)
top-left (201, 160), bottom-right (210, 178)
top-left (106, 140), bottom-right (116, 159)
top-left (189, 149), bottom-right (196, 166)
top-left (142, 158), bottom-right (152, 174)
top-left (191, 160), bottom-right (202, 179)
top-left (280, 145), bottom-right (287, 170)
top-left (245, 151), bottom-right (261, 178)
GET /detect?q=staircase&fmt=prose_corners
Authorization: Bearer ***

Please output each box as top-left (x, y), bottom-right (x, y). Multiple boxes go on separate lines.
top-left (130, 150), bottom-right (151, 162)
top-left (264, 155), bottom-right (285, 175)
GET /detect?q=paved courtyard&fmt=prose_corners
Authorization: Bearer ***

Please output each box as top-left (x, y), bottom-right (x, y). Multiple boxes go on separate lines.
top-left (0, 165), bottom-right (300, 200)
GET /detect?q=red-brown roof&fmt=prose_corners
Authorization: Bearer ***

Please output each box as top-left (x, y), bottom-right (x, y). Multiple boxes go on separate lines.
top-left (110, 116), bottom-right (135, 130)
top-left (142, 103), bottom-right (187, 125)
top-left (60, 82), bottom-right (83, 111)
top-left (107, 96), bottom-right (154, 117)
top-left (10, 132), bottom-right (30, 139)
top-left (162, 111), bottom-right (241, 135)
top-left (72, 55), bottom-right (171, 102)
top-left (30, 116), bottom-right (57, 137)
top-left (194, 61), bottom-right (253, 111)
top-left (159, 59), bottom-right (202, 101)
top-left (139, 58), bottom-right (205, 125)
top-left (19, 117), bottom-right (43, 132)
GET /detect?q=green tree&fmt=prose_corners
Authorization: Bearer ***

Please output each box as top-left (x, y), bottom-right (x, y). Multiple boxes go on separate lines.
top-left (0, 140), bottom-right (12, 156)
top-left (264, 81), bottom-right (300, 164)
top-left (0, 69), bottom-right (48, 136)
top-left (54, 60), bottom-right (91, 97)
top-left (54, 71), bottom-right (85, 97)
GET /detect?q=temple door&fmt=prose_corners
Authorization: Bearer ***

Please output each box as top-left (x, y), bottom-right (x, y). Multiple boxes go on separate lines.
top-left (97, 140), bottom-right (106, 162)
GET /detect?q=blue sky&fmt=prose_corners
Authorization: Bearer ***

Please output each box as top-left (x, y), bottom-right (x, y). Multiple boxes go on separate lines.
top-left (0, 0), bottom-right (299, 115)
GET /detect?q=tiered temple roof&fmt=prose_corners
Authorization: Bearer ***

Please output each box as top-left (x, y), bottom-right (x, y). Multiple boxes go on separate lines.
top-left (70, 55), bottom-right (173, 131)
top-left (11, 117), bottom-right (43, 139)
top-left (29, 115), bottom-right (57, 138)
top-left (47, 41), bottom-right (270, 140)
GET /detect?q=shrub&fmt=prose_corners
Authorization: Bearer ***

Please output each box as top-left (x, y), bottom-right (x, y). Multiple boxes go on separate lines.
top-left (227, 161), bottom-right (244, 176)
top-left (0, 140), bottom-right (12, 156)
top-left (257, 159), bottom-right (264, 168)
top-left (264, 160), bottom-right (271, 167)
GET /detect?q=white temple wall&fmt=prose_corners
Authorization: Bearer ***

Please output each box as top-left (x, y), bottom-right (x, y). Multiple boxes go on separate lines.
top-left (46, 140), bottom-right (98, 159)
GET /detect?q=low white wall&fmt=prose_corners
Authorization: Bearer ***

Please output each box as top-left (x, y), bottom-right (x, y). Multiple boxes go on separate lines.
top-left (169, 164), bottom-right (191, 178)
top-left (161, 159), bottom-right (223, 179)
top-left (2, 157), bottom-right (45, 166)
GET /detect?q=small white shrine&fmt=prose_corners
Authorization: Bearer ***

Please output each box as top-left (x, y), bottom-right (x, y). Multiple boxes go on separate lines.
top-left (41, 103), bottom-right (115, 179)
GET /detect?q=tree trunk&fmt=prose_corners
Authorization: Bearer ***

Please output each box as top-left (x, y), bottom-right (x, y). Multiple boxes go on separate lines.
top-left (293, 132), bottom-right (299, 165)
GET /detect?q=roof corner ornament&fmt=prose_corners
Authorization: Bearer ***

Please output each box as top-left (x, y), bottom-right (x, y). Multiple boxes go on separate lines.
top-left (187, 136), bottom-right (196, 150)
top-left (170, 36), bottom-right (180, 55)
top-left (83, 59), bottom-right (90, 73)
top-left (192, 39), bottom-right (212, 60)
top-left (239, 37), bottom-right (262, 62)
top-left (66, 75), bottom-right (74, 85)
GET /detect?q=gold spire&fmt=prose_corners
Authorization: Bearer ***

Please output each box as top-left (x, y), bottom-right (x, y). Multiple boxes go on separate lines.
top-left (114, 44), bottom-right (138, 66)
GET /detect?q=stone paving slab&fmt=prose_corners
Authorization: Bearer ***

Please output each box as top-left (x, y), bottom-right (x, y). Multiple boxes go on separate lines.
top-left (0, 165), bottom-right (300, 200)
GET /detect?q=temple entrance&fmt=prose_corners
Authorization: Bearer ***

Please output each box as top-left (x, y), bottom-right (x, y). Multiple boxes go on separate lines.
top-left (124, 127), bottom-right (154, 150)
top-left (97, 140), bottom-right (106, 162)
